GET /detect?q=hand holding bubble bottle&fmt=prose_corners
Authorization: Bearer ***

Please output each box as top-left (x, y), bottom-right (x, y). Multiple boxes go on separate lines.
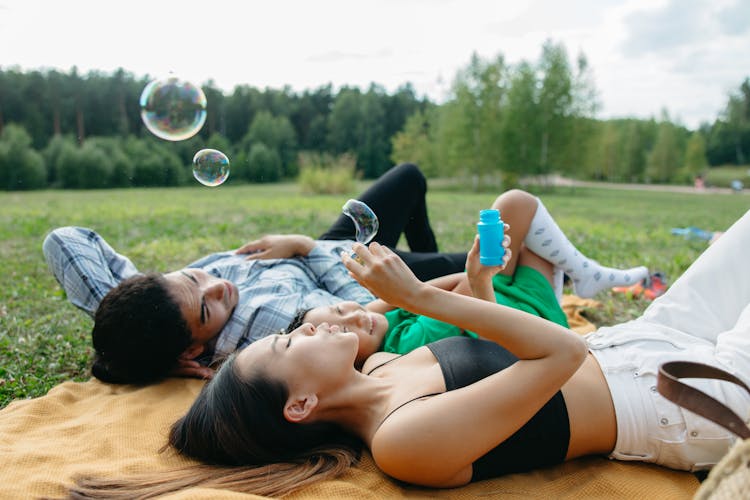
top-left (342, 199), bottom-right (379, 263)
top-left (477, 209), bottom-right (505, 265)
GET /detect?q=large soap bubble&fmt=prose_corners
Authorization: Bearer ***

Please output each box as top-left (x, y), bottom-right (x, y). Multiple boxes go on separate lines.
top-left (192, 149), bottom-right (230, 186)
top-left (342, 199), bottom-right (379, 244)
top-left (140, 76), bottom-right (207, 141)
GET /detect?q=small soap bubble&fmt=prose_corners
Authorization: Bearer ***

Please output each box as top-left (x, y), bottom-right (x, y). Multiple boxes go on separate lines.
top-left (193, 149), bottom-right (230, 187)
top-left (342, 199), bottom-right (379, 244)
top-left (140, 76), bottom-right (207, 141)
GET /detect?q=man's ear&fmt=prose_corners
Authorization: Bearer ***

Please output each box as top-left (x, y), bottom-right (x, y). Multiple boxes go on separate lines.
top-left (283, 394), bottom-right (318, 423)
top-left (180, 343), bottom-right (205, 361)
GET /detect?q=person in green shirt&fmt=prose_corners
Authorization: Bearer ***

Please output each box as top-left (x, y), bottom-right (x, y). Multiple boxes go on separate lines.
top-left (291, 188), bottom-right (647, 367)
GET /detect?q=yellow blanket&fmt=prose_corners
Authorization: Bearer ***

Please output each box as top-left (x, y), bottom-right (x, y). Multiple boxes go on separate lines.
top-left (0, 297), bottom-right (699, 499)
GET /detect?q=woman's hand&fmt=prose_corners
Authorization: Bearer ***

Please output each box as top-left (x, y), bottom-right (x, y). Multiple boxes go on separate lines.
top-left (342, 242), bottom-right (425, 309)
top-left (465, 228), bottom-right (511, 302)
top-left (235, 234), bottom-right (315, 260)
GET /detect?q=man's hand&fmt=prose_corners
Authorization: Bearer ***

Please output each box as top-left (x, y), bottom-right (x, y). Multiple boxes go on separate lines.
top-left (235, 234), bottom-right (315, 260)
top-left (170, 359), bottom-right (215, 380)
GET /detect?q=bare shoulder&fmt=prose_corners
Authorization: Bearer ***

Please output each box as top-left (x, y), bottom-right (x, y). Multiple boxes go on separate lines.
top-left (370, 398), bottom-right (474, 487)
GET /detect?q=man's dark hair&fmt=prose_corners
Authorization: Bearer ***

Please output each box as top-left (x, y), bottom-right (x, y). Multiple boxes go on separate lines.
top-left (286, 308), bottom-right (311, 333)
top-left (91, 273), bottom-right (192, 385)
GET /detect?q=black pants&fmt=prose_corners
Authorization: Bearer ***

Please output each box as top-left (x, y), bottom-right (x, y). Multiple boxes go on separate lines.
top-left (319, 163), bottom-right (467, 281)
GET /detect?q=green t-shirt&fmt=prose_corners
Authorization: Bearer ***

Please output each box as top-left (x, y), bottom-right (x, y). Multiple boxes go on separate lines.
top-left (382, 265), bottom-right (569, 355)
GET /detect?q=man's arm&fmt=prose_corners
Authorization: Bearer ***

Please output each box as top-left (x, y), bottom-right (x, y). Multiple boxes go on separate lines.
top-left (43, 227), bottom-right (139, 316)
top-left (304, 241), bottom-right (376, 304)
top-left (235, 234), bottom-right (315, 260)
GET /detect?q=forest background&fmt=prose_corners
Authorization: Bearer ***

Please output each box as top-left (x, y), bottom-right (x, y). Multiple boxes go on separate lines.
top-left (1, 40), bottom-right (749, 192)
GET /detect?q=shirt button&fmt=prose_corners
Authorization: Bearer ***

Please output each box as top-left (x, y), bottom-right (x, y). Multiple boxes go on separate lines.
top-left (691, 431), bottom-right (698, 437)
top-left (661, 418), bottom-right (669, 425)
top-left (650, 386), bottom-right (657, 392)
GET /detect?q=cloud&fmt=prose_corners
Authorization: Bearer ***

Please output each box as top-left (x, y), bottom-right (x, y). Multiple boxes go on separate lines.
top-left (618, 0), bottom-right (750, 88)
top-left (305, 48), bottom-right (394, 63)
top-left (669, 43), bottom-right (749, 80)
top-left (620, 0), bottom-right (708, 56)
top-left (717, 1), bottom-right (750, 35)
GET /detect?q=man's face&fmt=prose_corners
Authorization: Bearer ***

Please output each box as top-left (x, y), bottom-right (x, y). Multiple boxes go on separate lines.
top-left (163, 269), bottom-right (239, 347)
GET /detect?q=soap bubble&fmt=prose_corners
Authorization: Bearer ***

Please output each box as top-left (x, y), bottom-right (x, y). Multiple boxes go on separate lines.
top-left (342, 199), bottom-right (379, 244)
top-left (140, 76), bottom-right (207, 141)
top-left (193, 149), bottom-right (230, 187)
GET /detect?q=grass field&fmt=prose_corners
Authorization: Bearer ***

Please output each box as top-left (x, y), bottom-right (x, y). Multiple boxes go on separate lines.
top-left (1, 181), bottom-right (748, 408)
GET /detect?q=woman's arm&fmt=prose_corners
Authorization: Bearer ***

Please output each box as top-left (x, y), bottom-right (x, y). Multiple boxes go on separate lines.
top-left (424, 272), bottom-right (465, 292)
top-left (343, 242), bottom-right (582, 362)
top-left (345, 242), bottom-right (587, 486)
top-left (366, 271), bottom-right (475, 314)
top-left (422, 232), bottom-right (512, 302)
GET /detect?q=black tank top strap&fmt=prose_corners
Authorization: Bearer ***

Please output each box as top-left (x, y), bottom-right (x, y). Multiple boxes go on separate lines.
top-left (376, 392), bottom-right (441, 432)
top-left (366, 352), bottom-right (443, 430)
top-left (364, 353), bottom-right (403, 375)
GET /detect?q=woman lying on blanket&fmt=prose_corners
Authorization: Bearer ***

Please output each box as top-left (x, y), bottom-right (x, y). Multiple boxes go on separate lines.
top-left (69, 210), bottom-right (750, 498)
top-left (290, 188), bottom-right (568, 368)
top-left (291, 188), bottom-right (646, 367)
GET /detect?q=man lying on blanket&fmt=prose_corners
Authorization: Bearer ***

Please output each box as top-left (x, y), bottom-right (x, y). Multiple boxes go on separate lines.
top-left (43, 165), bottom-right (646, 385)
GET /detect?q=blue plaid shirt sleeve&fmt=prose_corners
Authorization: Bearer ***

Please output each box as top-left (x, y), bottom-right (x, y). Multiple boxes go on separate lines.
top-left (303, 242), bottom-right (375, 303)
top-left (42, 227), bottom-right (140, 317)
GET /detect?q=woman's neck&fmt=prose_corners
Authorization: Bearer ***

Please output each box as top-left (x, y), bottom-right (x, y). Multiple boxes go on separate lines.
top-left (313, 370), bottom-right (396, 444)
top-left (316, 347), bottom-right (444, 445)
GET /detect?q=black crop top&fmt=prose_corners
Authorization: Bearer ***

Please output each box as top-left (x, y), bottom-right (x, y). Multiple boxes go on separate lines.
top-left (426, 336), bottom-right (570, 481)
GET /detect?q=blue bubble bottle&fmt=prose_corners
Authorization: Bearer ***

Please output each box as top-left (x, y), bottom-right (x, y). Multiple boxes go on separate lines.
top-left (478, 209), bottom-right (505, 266)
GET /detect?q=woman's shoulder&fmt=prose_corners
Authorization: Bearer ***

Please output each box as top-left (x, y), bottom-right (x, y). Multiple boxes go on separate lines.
top-left (362, 351), bottom-right (401, 375)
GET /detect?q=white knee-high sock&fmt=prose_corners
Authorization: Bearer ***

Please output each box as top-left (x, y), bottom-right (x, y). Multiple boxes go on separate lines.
top-left (524, 198), bottom-right (649, 298)
top-left (552, 267), bottom-right (564, 304)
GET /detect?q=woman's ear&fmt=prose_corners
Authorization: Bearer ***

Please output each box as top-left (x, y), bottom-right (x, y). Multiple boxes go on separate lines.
top-left (283, 394), bottom-right (318, 423)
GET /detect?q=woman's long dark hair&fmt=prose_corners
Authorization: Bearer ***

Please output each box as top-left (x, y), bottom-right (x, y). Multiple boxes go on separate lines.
top-left (69, 354), bottom-right (362, 499)
top-left (170, 354), bottom-right (362, 465)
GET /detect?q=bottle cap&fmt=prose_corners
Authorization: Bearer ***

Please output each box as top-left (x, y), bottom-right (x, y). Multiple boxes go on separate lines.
top-left (479, 209), bottom-right (500, 222)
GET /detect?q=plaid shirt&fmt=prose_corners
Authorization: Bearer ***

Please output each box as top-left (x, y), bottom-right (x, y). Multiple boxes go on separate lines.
top-left (43, 227), bottom-right (375, 364)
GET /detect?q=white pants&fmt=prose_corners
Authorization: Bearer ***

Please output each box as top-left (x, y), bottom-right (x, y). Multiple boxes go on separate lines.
top-left (587, 209), bottom-right (750, 471)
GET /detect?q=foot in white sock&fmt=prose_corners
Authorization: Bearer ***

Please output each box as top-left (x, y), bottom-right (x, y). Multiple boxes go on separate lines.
top-left (570, 263), bottom-right (649, 298)
top-left (524, 197), bottom-right (650, 298)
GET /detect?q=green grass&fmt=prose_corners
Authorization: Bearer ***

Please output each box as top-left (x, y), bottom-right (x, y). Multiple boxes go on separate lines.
top-left (1, 182), bottom-right (748, 408)
top-left (705, 165), bottom-right (750, 188)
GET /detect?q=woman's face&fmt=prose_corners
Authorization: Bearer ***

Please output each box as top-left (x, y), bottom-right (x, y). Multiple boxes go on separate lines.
top-left (234, 322), bottom-right (360, 395)
top-left (303, 302), bottom-right (388, 366)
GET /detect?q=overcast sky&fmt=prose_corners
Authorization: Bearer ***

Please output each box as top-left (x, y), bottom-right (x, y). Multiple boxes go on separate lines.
top-left (1, 0), bottom-right (749, 129)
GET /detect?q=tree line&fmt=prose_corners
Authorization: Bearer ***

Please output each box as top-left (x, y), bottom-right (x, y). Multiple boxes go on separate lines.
top-left (0, 40), bottom-right (748, 190)
top-left (392, 42), bottom-right (748, 187)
